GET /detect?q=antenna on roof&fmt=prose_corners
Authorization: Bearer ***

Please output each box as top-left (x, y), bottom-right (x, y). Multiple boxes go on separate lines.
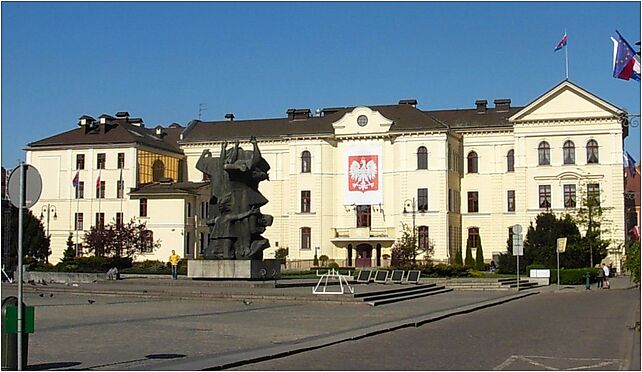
top-left (198, 103), bottom-right (208, 120)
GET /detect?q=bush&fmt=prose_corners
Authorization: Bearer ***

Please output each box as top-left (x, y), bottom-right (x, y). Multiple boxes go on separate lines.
top-left (327, 262), bottom-right (340, 270)
top-left (121, 260), bottom-right (171, 275)
top-left (550, 268), bottom-right (600, 285)
top-left (423, 263), bottom-right (470, 278)
top-left (319, 255), bottom-right (329, 266)
top-left (55, 256), bottom-right (133, 273)
top-left (525, 263), bottom-right (548, 273)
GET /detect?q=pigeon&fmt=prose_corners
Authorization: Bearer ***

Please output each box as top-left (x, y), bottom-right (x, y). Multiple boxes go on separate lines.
top-left (49, 293), bottom-right (53, 297)
top-left (88, 299), bottom-right (96, 304)
top-left (92, 280), bottom-right (98, 283)
top-left (40, 279), bottom-right (48, 285)
top-left (242, 299), bottom-right (252, 306)
top-left (38, 293), bottom-right (44, 297)
top-left (27, 280), bottom-right (36, 285)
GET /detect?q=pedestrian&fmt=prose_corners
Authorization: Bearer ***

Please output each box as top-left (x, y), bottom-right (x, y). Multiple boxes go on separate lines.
top-left (169, 250), bottom-right (181, 280)
top-left (596, 264), bottom-right (604, 288)
top-left (602, 263), bottom-right (610, 289)
top-left (489, 260), bottom-right (497, 273)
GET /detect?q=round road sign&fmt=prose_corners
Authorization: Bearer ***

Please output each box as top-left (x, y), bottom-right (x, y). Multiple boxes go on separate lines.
top-left (513, 224), bottom-right (522, 235)
top-left (8, 164), bottom-right (42, 208)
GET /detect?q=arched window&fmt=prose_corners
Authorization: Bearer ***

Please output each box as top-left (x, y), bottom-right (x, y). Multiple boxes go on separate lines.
top-left (152, 159), bottom-right (165, 181)
top-left (507, 150), bottom-right (514, 172)
top-left (467, 151), bottom-right (478, 173)
top-left (563, 140), bottom-right (575, 164)
top-left (587, 140), bottom-right (599, 164)
top-left (538, 141), bottom-right (550, 165)
top-left (417, 146), bottom-right (428, 170)
top-left (418, 226), bottom-right (429, 250)
top-left (300, 227), bottom-right (311, 250)
top-left (301, 151), bottom-right (311, 173)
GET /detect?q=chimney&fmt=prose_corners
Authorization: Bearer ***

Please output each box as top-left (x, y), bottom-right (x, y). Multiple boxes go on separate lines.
top-left (78, 115), bottom-right (96, 127)
top-left (287, 108), bottom-right (311, 121)
top-left (115, 111), bottom-right (130, 119)
top-left (129, 118), bottom-right (144, 127)
top-left (398, 99), bottom-right (418, 108)
top-left (321, 107), bottom-right (342, 117)
top-left (475, 100), bottom-right (488, 114)
top-left (224, 113), bottom-right (235, 121)
top-left (494, 99), bottom-right (511, 112)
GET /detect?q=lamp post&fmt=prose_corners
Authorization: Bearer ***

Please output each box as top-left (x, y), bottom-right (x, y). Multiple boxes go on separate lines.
top-left (403, 198), bottom-right (417, 260)
top-left (40, 204), bottom-right (57, 263)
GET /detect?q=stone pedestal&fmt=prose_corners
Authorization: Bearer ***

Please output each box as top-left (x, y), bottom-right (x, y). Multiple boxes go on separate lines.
top-left (188, 260), bottom-right (281, 280)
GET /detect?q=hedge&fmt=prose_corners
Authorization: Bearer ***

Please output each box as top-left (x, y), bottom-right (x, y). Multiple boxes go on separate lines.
top-left (550, 268), bottom-right (600, 285)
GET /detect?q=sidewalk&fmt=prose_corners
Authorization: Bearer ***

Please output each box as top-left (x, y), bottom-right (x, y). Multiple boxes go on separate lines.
top-left (541, 275), bottom-right (639, 293)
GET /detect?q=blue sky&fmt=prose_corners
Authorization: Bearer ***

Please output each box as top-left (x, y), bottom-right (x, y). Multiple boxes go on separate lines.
top-left (2, 1), bottom-right (640, 168)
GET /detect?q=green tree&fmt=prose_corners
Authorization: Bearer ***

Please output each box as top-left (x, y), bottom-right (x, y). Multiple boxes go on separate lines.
top-left (391, 224), bottom-right (417, 268)
top-left (464, 236), bottom-right (475, 268)
top-left (453, 247), bottom-right (463, 266)
top-left (84, 219), bottom-right (160, 258)
top-left (8, 205), bottom-right (50, 262)
top-left (60, 232), bottom-right (76, 264)
top-left (572, 189), bottom-right (610, 267)
top-left (523, 212), bottom-right (584, 268)
top-left (624, 240), bottom-right (640, 284)
top-left (475, 238), bottom-right (485, 270)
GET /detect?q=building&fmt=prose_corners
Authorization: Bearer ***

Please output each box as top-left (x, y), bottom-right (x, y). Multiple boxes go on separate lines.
top-left (25, 81), bottom-right (628, 269)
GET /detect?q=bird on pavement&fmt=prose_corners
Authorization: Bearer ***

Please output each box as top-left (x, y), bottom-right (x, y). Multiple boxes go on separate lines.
top-left (40, 279), bottom-right (48, 285)
top-left (242, 299), bottom-right (252, 306)
top-left (88, 299), bottom-right (96, 304)
top-left (38, 293), bottom-right (44, 297)
top-left (49, 293), bottom-right (54, 297)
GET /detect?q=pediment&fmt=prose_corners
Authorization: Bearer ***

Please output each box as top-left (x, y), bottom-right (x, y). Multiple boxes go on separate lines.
top-left (332, 107), bottom-right (394, 136)
top-left (510, 81), bottom-right (622, 122)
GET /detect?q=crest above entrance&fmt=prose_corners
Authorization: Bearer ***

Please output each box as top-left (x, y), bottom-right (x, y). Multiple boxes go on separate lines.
top-left (332, 107), bottom-right (394, 136)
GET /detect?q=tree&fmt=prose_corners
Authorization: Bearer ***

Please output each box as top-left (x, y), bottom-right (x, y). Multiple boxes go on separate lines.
top-left (84, 219), bottom-right (160, 258)
top-left (7, 205), bottom-right (50, 262)
top-left (475, 238), bottom-right (485, 270)
top-left (624, 240), bottom-right (640, 284)
top-left (453, 248), bottom-right (463, 266)
top-left (464, 236), bottom-right (475, 268)
top-left (572, 190), bottom-right (610, 267)
top-left (60, 232), bottom-right (76, 264)
top-left (391, 223), bottom-right (434, 268)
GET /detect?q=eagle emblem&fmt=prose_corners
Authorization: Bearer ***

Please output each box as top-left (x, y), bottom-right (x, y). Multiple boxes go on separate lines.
top-left (349, 155), bottom-right (378, 192)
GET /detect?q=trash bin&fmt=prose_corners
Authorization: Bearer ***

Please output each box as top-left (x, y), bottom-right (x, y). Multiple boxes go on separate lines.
top-left (1, 296), bottom-right (29, 370)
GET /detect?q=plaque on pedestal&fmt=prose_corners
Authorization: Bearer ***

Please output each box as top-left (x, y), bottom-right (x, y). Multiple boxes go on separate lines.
top-left (188, 260), bottom-right (281, 280)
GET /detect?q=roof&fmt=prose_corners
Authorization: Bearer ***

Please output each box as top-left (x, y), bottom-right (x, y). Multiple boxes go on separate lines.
top-left (27, 117), bottom-right (184, 155)
top-left (425, 106), bottom-right (524, 130)
top-left (129, 181), bottom-right (209, 197)
top-left (180, 104), bottom-right (447, 143)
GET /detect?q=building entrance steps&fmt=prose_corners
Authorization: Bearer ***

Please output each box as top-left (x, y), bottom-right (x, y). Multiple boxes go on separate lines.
top-left (427, 277), bottom-right (541, 291)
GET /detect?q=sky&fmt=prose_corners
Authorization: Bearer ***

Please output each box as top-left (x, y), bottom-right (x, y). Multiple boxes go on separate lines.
top-left (1, 1), bottom-right (640, 169)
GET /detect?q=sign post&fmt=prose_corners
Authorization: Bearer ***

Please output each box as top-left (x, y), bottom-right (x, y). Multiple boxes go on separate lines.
top-left (8, 163), bottom-right (42, 371)
top-left (556, 237), bottom-right (567, 291)
top-left (512, 225), bottom-right (524, 291)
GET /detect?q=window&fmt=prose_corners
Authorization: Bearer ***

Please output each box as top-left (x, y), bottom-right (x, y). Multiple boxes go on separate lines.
top-left (418, 188), bottom-right (428, 212)
top-left (301, 191), bottom-right (311, 213)
top-left (187, 202), bottom-right (192, 217)
top-left (447, 144), bottom-right (452, 170)
top-left (507, 150), bottom-right (514, 172)
top-left (418, 226), bottom-right (429, 250)
top-left (76, 154), bottom-right (85, 170)
top-left (587, 140), bottom-right (599, 164)
top-left (467, 151), bottom-right (478, 173)
top-left (96, 213), bottom-right (105, 229)
top-left (140, 198), bottom-right (148, 217)
top-left (75, 213), bottom-right (84, 231)
top-left (356, 205), bottom-right (371, 227)
top-left (115, 212), bottom-right (123, 228)
top-left (301, 227), bottom-right (311, 250)
top-left (75, 244), bottom-right (83, 257)
top-left (468, 192), bottom-right (479, 213)
top-left (417, 146), bottom-right (428, 170)
top-left (201, 202), bottom-right (207, 219)
top-left (563, 141), bottom-right (575, 164)
top-left (152, 160), bottom-right (165, 181)
top-left (448, 189), bottom-right (453, 212)
top-left (301, 151), bottom-right (311, 173)
top-left (117, 180), bottom-right (124, 199)
top-left (97, 153), bottom-right (106, 169)
top-left (538, 141), bottom-right (550, 165)
top-left (507, 190), bottom-right (515, 212)
top-left (117, 153), bottom-right (125, 169)
top-left (564, 184), bottom-right (577, 208)
top-left (75, 181), bottom-right (84, 199)
top-left (200, 232), bottom-right (205, 254)
top-left (468, 227), bottom-right (480, 248)
top-left (587, 183), bottom-right (600, 205)
top-left (142, 230), bottom-right (154, 253)
top-left (96, 181), bottom-right (105, 199)
top-left (539, 185), bottom-right (551, 209)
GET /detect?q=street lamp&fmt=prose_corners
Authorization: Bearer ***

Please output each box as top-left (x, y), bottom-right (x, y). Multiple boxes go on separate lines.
top-left (40, 204), bottom-right (57, 263)
top-left (403, 197), bottom-right (417, 245)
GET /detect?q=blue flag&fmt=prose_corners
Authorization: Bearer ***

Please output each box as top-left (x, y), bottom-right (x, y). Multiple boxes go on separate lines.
top-left (554, 33), bottom-right (568, 51)
top-left (612, 31), bottom-right (641, 81)
top-left (626, 152), bottom-right (637, 178)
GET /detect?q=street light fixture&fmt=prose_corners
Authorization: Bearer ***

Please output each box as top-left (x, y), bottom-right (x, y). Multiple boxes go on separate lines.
top-left (403, 197), bottom-right (417, 245)
top-left (40, 204), bottom-right (57, 263)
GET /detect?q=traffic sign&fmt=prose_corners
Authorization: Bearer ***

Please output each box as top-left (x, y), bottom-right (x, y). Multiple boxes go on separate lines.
top-left (512, 233), bottom-right (523, 256)
top-left (8, 165), bottom-right (42, 208)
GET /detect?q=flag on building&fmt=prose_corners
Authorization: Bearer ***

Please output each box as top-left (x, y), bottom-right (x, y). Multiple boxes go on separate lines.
top-left (611, 31), bottom-right (641, 81)
top-left (630, 226), bottom-right (640, 240)
top-left (626, 151), bottom-right (637, 178)
top-left (72, 171), bottom-right (79, 188)
top-left (96, 172), bottom-right (101, 188)
top-left (554, 33), bottom-right (568, 51)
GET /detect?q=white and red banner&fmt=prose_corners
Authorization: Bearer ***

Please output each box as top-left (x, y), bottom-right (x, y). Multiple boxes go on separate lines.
top-left (344, 144), bottom-right (383, 205)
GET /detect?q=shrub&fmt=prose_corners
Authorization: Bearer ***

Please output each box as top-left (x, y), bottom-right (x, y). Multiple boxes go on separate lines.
top-left (319, 255), bottom-right (329, 266)
top-left (121, 260), bottom-right (171, 274)
top-left (465, 241), bottom-right (475, 268)
top-left (423, 263), bottom-right (470, 278)
top-left (475, 240), bottom-right (485, 271)
top-left (550, 268), bottom-right (600, 285)
top-left (327, 262), bottom-right (339, 270)
top-left (55, 256), bottom-right (133, 273)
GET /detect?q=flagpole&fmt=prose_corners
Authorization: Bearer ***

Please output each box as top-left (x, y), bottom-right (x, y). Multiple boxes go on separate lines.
top-left (565, 29), bottom-right (569, 79)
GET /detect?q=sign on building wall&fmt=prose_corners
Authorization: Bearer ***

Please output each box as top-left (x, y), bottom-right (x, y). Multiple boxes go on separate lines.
top-left (344, 144), bottom-right (383, 205)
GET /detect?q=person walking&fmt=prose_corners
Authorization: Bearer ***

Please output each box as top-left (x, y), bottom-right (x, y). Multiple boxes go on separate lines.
top-left (169, 250), bottom-right (181, 280)
top-left (602, 263), bottom-right (610, 289)
top-left (596, 264), bottom-right (604, 288)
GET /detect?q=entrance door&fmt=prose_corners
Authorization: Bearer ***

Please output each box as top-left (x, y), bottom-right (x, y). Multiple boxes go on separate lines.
top-left (355, 244), bottom-right (372, 267)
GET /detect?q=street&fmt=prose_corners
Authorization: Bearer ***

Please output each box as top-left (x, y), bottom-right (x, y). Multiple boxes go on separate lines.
top-left (235, 288), bottom-right (641, 370)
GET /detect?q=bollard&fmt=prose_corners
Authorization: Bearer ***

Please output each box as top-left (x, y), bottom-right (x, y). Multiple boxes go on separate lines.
top-left (1, 296), bottom-right (29, 370)
top-left (585, 272), bottom-right (591, 290)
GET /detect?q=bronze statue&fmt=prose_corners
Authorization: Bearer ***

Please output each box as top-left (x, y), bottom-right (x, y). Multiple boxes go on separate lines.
top-left (196, 136), bottom-right (273, 260)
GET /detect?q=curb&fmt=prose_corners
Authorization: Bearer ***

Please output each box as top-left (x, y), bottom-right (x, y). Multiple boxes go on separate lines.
top-left (151, 291), bottom-right (538, 370)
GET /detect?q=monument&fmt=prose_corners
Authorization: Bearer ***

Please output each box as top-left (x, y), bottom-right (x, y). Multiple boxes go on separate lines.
top-left (188, 137), bottom-right (280, 279)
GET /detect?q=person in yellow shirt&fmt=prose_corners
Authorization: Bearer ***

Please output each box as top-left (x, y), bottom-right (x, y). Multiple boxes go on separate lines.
top-left (169, 250), bottom-right (181, 280)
